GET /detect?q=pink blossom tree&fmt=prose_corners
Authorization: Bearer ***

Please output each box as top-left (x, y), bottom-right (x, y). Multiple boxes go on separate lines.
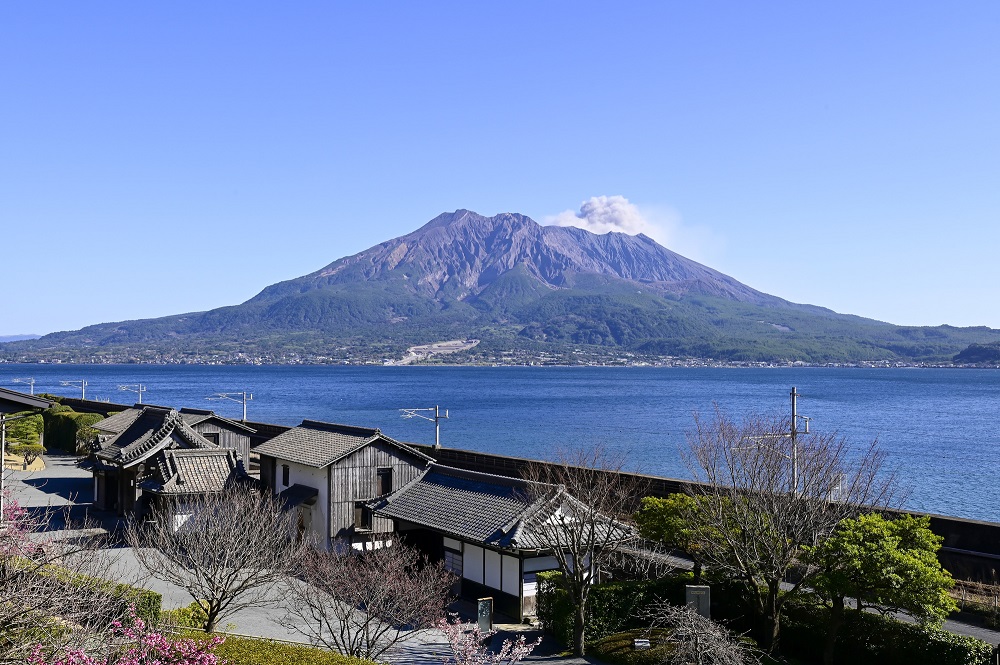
top-left (26, 611), bottom-right (225, 665)
top-left (434, 616), bottom-right (542, 665)
top-left (0, 491), bottom-right (141, 664)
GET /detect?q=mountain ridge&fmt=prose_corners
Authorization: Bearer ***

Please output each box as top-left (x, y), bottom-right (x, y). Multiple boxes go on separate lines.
top-left (2, 209), bottom-right (996, 364)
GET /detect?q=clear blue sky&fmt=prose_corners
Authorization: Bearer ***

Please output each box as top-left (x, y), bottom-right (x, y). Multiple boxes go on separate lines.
top-left (2, 2), bottom-right (998, 335)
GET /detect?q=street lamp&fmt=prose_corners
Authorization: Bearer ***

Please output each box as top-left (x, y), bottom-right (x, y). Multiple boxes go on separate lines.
top-left (60, 380), bottom-right (88, 400)
top-left (400, 405), bottom-right (449, 449)
top-left (118, 384), bottom-right (147, 404)
top-left (11, 378), bottom-right (35, 395)
top-left (206, 391), bottom-right (253, 421)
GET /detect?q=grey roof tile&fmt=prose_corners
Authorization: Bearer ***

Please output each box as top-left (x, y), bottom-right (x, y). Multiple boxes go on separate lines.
top-left (140, 448), bottom-right (242, 495)
top-left (95, 406), bottom-right (218, 466)
top-left (254, 419), bottom-right (434, 468)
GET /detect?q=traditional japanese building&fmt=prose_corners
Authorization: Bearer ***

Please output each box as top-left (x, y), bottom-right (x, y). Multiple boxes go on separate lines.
top-left (254, 419), bottom-right (434, 548)
top-left (368, 463), bottom-right (633, 620)
top-left (91, 405), bottom-right (249, 517)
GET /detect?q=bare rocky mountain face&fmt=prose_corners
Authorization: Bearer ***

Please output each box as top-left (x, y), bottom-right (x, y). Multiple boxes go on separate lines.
top-left (250, 209), bottom-right (782, 307)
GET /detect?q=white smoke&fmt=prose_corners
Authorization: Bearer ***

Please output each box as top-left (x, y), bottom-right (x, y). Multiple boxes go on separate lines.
top-left (546, 195), bottom-right (668, 243)
top-left (544, 195), bottom-right (722, 263)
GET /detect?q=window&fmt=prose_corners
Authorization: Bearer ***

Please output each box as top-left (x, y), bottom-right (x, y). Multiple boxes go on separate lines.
top-left (355, 501), bottom-right (372, 530)
top-left (281, 464), bottom-right (290, 487)
top-left (202, 432), bottom-right (220, 445)
top-left (377, 468), bottom-right (392, 496)
top-left (443, 549), bottom-right (463, 577)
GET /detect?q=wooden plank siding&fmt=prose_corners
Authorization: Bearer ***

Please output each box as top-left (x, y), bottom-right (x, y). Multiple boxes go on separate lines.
top-left (328, 441), bottom-right (428, 540)
top-left (189, 423), bottom-right (252, 465)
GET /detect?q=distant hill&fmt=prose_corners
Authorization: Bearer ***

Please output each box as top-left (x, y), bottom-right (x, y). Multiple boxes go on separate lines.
top-left (953, 342), bottom-right (1000, 364)
top-left (3, 210), bottom-right (998, 364)
top-left (0, 334), bottom-right (41, 343)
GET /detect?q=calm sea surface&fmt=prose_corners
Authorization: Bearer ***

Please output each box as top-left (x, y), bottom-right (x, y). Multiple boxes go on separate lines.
top-left (3, 364), bottom-right (997, 522)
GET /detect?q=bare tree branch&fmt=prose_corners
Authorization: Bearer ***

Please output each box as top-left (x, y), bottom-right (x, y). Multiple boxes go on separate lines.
top-left (125, 483), bottom-right (303, 632)
top-left (641, 602), bottom-right (761, 665)
top-left (0, 493), bottom-right (135, 664)
top-left (522, 447), bottom-right (640, 657)
top-left (681, 408), bottom-right (901, 654)
top-left (283, 539), bottom-right (454, 662)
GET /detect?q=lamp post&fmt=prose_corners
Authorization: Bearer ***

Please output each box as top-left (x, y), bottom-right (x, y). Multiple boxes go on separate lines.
top-left (118, 384), bottom-right (147, 404)
top-left (60, 380), bottom-right (88, 400)
top-left (206, 391), bottom-right (253, 421)
top-left (400, 405), bottom-right (449, 449)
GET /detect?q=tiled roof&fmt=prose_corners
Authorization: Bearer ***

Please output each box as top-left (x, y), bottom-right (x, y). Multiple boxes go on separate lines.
top-left (95, 406), bottom-right (217, 467)
top-left (92, 407), bottom-right (143, 434)
top-left (278, 483), bottom-right (319, 509)
top-left (369, 464), bottom-right (561, 550)
top-left (254, 419), bottom-right (434, 468)
top-left (370, 463), bottom-right (635, 551)
top-left (140, 448), bottom-right (243, 495)
top-left (179, 408), bottom-right (256, 433)
top-left (95, 405), bottom-right (256, 434)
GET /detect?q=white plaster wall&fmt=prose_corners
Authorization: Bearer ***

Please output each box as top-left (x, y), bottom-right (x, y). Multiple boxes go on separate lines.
top-left (280, 460), bottom-right (330, 547)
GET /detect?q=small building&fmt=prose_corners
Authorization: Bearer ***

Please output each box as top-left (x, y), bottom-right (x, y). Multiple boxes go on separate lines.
top-left (91, 405), bottom-right (249, 517)
top-left (254, 420), bottom-right (434, 548)
top-left (93, 404), bottom-right (256, 463)
top-left (368, 463), bottom-right (632, 620)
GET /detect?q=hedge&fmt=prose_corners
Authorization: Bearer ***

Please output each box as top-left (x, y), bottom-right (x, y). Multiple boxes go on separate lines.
top-left (186, 633), bottom-right (375, 665)
top-left (34, 560), bottom-right (162, 623)
top-left (42, 405), bottom-right (106, 453)
top-left (536, 570), bottom-right (693, 645)
top-left (537, 572), bottom-right (993, 665)
top-left (780, 602), bottom-right (993, 665)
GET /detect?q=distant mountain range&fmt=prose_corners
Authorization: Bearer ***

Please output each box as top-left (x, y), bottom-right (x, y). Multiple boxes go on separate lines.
top-left (3, 210), bottom-right (998, 364)
top-left (0, 334), bottom-right (41, 343)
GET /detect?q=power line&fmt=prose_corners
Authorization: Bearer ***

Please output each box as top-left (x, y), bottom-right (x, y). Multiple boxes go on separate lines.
top-left (400, 405), bottom-right (449, 449)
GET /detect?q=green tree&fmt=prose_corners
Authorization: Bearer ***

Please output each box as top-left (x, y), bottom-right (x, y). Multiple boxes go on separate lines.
top-left (806, 513), bottom-right (957, 665)
top-left (8, 442), bottom-right (45, 465)
top-left (636, 494), bottom-right (707, 583)
top-left (4, 411), bottom-right (44, 445)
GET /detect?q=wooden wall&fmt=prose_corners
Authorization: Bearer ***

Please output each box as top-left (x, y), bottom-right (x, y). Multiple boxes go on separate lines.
top-left (328, 441), bottom-right (428, 539)
top-left (190, 422), bottom-right (251, 464)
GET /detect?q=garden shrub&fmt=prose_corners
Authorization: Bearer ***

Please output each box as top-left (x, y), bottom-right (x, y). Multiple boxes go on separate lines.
top-left (536, 571), bottom-right (693, 645)
top-left (161, 601), bottom-right (209, 629)
top-left (781, 601), bottom-right (993, 665)
top-left (42, 407), bottom-right (105, 453)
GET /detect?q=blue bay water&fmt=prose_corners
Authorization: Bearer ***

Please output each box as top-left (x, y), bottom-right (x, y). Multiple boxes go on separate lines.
top-left (3, 364), bottom-right (997, 522)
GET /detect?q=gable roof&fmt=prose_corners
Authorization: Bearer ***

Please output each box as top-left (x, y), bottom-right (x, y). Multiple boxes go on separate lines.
top-left (370, 463), bottom-right (635, 552)
top-left (94, 406), bottom-right (218, 467)
top-left (92, 406), bottom-right (143, 434)
top-left (0, 387), bottom-right (53, 412)
top-left (139, 448), bottom-right (244, 495)
top-left (368, 463), bottom-right (555, 550)
top-left (254, 419), bottom-right (435, 468)
top-left (178, 408), bottom-right (256, 433)
top-left (93, 404), bottom-right (256, 435)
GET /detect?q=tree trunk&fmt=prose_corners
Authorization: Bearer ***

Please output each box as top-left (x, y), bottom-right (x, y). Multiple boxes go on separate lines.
top-left (765, 580), bottom-right (782, 655)
top-left (573, 600), bottom-right (587, 656)
top-left (693, 558), bottom-right (703, 584)
top-left (823, 595), bottom-right (845, 665)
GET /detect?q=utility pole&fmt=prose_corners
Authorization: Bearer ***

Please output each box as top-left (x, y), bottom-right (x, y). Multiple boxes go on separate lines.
top-left (789, 386), bottom-right (810, 496)
top-left (207, 391), bottom-right (253, 421)
top-left (119, 384), bottom-right (147, 404)
top-left (11, 378), bottom-right (35, 395)
top-left (60, 380), bottom-right (88, 400)
top-left (400, 405), bottom-right (449, 449)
